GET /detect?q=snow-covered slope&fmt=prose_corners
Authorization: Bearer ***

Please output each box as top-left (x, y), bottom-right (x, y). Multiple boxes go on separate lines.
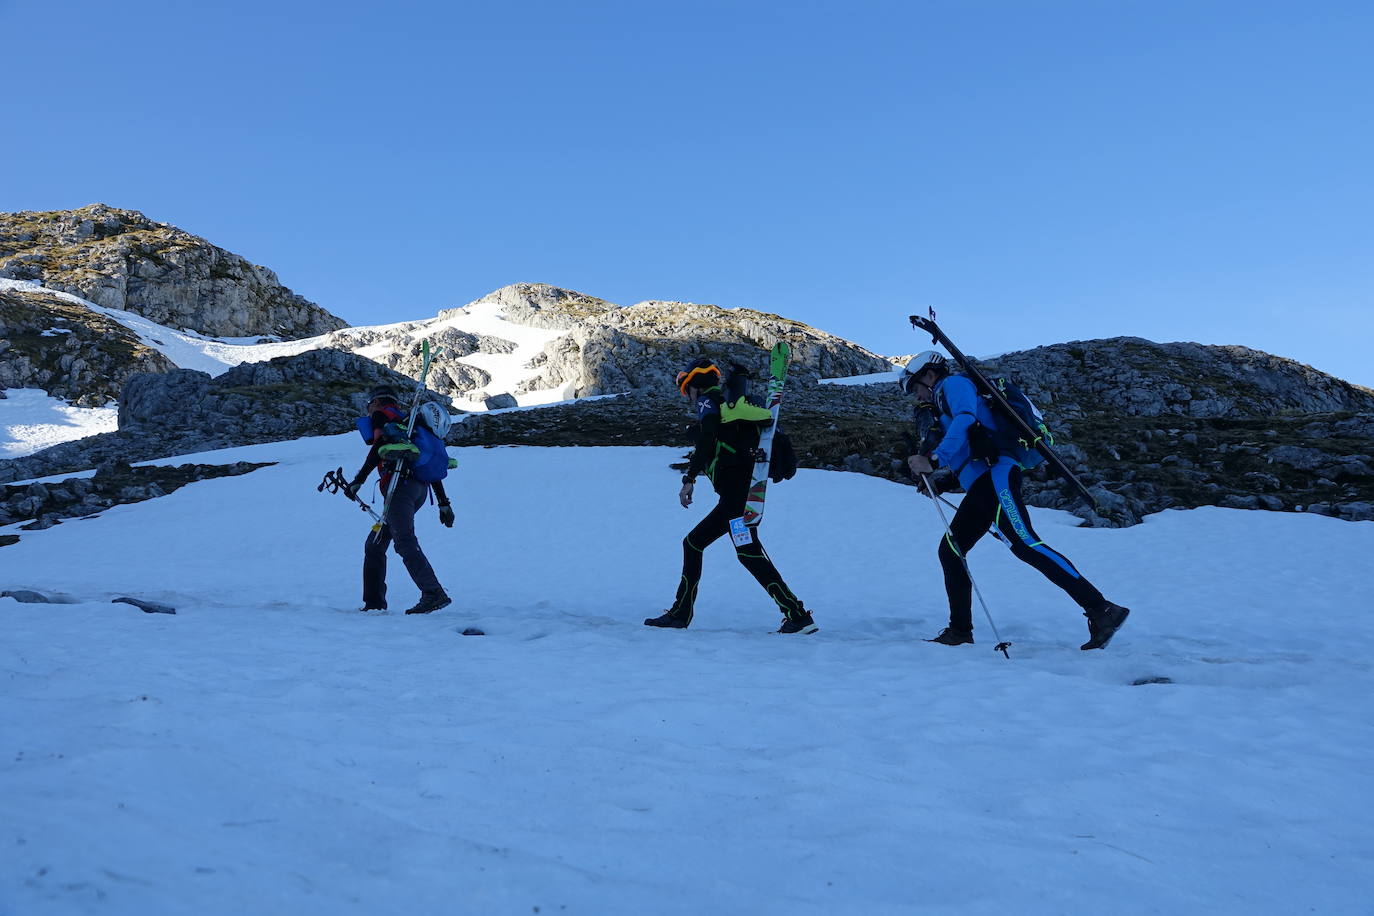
top-left (0, 388), bottom-right (118, 458)
top-left (2, 440), bottom-right (1371, 913)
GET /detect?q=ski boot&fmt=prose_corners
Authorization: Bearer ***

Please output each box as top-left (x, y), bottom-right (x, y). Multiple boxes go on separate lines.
top-left (777, 609), bottom-right (818, 635)
top-left (405, 591), bottom-right (451, 615)
top-left (926, 626), bottom-right (974, 646)
top-left (644, 611), bottom-right (691, 629)
top-left (1081, 602), bottom-right (1130, 650)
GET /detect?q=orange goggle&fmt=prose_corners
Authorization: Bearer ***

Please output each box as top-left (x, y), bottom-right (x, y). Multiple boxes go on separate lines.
top-left (676, 364), bottom-right (719, 395)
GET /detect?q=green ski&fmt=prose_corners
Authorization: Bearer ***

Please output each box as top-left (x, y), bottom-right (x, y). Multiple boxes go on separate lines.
top-left (731, 341), bottom-right (791, 542)
top-left (373, 339), bottom-right (439, 534)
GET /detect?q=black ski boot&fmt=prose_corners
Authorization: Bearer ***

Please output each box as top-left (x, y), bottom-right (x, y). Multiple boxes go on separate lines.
top-left (1081, 602), bottom-right (1130, 650)
top-left (926, 627), bottom-right (974, 646)
top-left (405, 591), bottom-right (451, 615)
top-left (644, 611), bottom-right (691, 629)
top-left (358, 604), bottom-right (387, 613)
top-left (777, 610), bottom-right (818, 634)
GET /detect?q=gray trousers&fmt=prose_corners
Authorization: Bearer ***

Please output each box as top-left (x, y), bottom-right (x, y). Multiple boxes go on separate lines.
top-left (363, 477), bottom-right (443, 608)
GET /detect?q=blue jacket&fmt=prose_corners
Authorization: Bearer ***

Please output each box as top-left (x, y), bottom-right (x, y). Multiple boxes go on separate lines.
top-left (932, 374), bottom-right (1005, 490)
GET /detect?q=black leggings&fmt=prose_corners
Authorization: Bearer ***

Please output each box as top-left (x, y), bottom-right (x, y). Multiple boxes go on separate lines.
top-left (939, 462), bottom-right (1103, 631)
top-left (668, 469), bottom-right (805, 623)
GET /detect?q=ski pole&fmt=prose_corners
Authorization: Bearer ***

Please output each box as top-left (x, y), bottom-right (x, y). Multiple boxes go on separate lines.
top-left (317, 467), bottom-right (382, 524)
top-left (921, 472), bottom-right (1011, 659)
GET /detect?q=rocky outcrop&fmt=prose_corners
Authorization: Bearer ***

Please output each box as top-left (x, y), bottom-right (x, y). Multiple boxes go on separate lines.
top-left (982, 338), bottom-right (1374, 419)
top-left (450, 283), bottom-right (620, 331)
top-left (0, 459), bottom-right (271, 537)
top-left (0, 205), bottom-right (347, 339)
top-left (0, 286), bottom-right (174, 405)
top-left (0, 349), bottom-right (452, 484)
top-left (475, 284), bottom-right (895, 397)
top-left (317, 323), bottom-right (506, 399)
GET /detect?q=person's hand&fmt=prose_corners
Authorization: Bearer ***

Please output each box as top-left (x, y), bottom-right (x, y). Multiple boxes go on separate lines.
top-left (907, 454), bottom-right (934, 475)
top-left (679, 479), bottom-right (695, 508)
top-left (917, 469), bottom-right (958, 499)
top-left (438, 501), bottom-right (455, 528)
top-left (344, 478), bottom-right (364, 500)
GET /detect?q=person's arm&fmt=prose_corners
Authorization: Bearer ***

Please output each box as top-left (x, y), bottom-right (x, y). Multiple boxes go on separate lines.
top-left (680, 393), bottom-right (721, 507)
top-left (932, 376), bottom-right (979, 470)
top-left (348, 411), bottom-right (388, 492)
top-left (684, 404), bottom-right (721, 480)
top-left (433, 480), bottom-right (454, 527)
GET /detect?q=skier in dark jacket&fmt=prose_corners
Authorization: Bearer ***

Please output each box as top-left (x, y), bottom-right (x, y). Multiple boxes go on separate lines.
top-left (901, 352), bottom-right (1130, 649)
top-left (644, 359), bottom-right (817, 634)
top-left (346, 386), bottom-right (453, 615)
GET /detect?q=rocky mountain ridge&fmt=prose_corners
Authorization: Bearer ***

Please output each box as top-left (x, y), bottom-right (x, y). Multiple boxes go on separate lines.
top-left (0, 205), bottom-right (346, 339)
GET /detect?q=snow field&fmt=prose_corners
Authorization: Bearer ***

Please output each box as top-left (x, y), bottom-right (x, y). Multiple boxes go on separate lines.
top-left (2, 442), bottom-right (1372, 914)
top-left (0, 390), bottom-right (119, 459)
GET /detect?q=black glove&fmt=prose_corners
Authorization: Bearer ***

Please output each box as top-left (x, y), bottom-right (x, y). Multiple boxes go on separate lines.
top-left (920, 469), bottom-right (959, 498)
top-left (438, 501), bottom-right (455, 528)
top-left (344, 478), bottom-right (364, 500)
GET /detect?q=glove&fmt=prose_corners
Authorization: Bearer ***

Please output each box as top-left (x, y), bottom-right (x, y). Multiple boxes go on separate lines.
top-left (438, 501), bottom-right (455, 528)
top-left (919, 469), bottom-right (959, 498)
top-left (344, 478), bottom-right (364, 500)
top-left (679, 478), bottom-right (695, 508)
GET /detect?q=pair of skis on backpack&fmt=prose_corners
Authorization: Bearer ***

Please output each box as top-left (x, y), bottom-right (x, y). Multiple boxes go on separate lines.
top-left (728, 341), bottom-right (792, 547)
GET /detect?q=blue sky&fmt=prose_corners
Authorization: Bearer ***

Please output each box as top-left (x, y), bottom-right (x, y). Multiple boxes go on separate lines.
top-left (3, 0), bottom-right (1371, 386)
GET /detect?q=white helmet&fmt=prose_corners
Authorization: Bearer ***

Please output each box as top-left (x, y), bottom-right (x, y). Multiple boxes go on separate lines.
top-left (414, 401), bottom-right (453, 438)
top-left (899, 350), bottom-right (949, 394)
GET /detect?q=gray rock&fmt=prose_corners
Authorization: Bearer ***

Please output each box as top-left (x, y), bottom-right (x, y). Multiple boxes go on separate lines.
top-left (1266, 445), bottom-right (1334, 470)
top-left (112, 596), bottom-right (177, 615)
top-left (1, 589), bottom-right (56, 603)
top-left (483, 393), bottom-right (519, 410)
top-left (1339, 502), bottom-right (1374, 522)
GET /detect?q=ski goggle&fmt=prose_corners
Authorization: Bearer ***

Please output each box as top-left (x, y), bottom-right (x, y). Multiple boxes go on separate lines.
top-left (676, 363), bottom-right (719, 395)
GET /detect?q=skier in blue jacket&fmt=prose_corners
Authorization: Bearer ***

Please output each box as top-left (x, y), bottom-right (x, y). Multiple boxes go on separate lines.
top-left (901, 352), bottom-right (1130, 650)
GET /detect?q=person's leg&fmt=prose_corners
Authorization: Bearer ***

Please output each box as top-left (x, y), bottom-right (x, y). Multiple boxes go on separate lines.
top-left (657, 488), bottom-right (735, 625)
top-left (387, 479), bottom-right (445, 599)
top-left (990, 463), bottom-right (1104, 610)
top-left (362, 526), bottom-right (391, 609)
top-left (715, 470), bottom-right (810, 627)
top-left (937, 472), bottom-right (998, 634)
top-left (733, 528), bottom-right (808, 622)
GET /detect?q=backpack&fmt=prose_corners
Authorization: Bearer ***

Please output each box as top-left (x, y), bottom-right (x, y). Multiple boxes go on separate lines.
top-left (768, 428), bottom-right (797, 482)
top-left (408, 425), bottom-right (450, 483)
top-left (720, 368), bottom-right (796, 483)
top-left (937, 373), bottom-right (1050, 470)
top-left (355, 408), bottom-right (451, 483)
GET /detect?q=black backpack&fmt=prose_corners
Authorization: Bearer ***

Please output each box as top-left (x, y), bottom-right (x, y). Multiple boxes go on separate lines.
top-left (723, 366), bottom-right (796, 483)
top-left (768, 428), bottom-right (798, 482)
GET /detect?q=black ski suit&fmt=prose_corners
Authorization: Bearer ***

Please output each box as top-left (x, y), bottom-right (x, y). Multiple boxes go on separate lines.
top-left (924, 375), bottom-right (1104, 632)
top-left (667, 387), bottom-right (806, 624)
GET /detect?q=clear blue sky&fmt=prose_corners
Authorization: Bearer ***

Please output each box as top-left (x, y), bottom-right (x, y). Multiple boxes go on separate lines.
top-left (4, 0), bottom-right (1371, 386)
